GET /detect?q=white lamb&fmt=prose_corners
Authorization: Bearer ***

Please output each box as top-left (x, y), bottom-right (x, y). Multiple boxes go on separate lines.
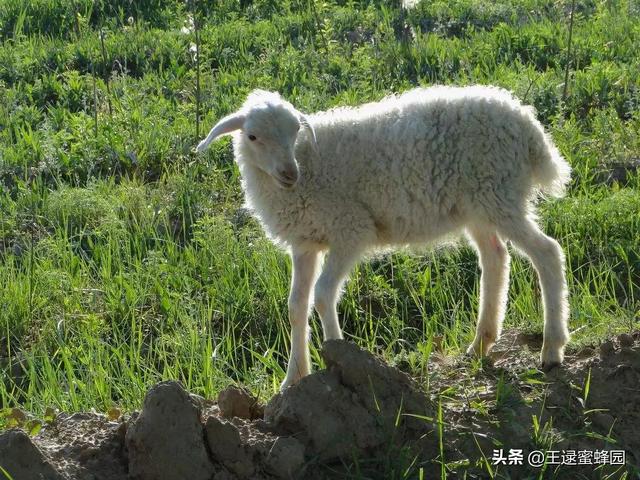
top-left (196, 86), bottom-right (571, 389)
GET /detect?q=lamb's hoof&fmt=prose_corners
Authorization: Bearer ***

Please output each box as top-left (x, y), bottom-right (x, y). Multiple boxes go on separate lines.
top-left (465, 344), bottom-right (479, 357)
top-left (540, 360), bottom-right (561, 372)
top-left (465, 340), bottom-right (493, 358)
top-left (540, 346), bottom-right (564, 372)
top-left (280, 378), bottom-right (297, 391)
top-left (280, 372), bottom-right (307, 391)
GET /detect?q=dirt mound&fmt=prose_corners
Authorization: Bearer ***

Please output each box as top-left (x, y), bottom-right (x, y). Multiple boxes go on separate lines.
top-left (547, 332), bottom-right (640, 458)
top-left (0, 429), bottom-right (65, 480)
top-left (265, 339), bottom-right (434, 461)
top-left (1, 332), bottom-right (638, 479)
top-left (125, 381), bottom-right (215, 480)
top-left (431, 330), bottom-right (640, 478)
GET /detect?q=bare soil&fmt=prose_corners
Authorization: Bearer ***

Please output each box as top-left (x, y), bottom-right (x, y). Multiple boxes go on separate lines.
top-left (1, 330), bottom-right (639, 479)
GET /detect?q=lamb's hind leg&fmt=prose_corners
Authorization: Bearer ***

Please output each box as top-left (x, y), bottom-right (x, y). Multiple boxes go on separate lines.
top-left (466, 226), bottom-right (511, 356)
top-left (498, 218), bottom-right (569, 369)
top-left (282, 249), bottom-right (321, 390)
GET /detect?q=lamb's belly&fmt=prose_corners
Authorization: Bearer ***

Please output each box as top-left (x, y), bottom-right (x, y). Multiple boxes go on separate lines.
top-left (373, 214), bottom-right (440, 246)
top-left (367, 193), bottom-right (465, 247)
top-left (361, 174), bottom-right (464, 247)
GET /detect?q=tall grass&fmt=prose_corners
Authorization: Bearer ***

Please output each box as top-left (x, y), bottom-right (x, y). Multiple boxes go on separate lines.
top-left (0, 0), bottom-right (638, 423)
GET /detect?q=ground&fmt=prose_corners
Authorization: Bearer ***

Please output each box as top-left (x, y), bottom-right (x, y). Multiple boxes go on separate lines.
top-left (1, 330), bottom-right (638, 479)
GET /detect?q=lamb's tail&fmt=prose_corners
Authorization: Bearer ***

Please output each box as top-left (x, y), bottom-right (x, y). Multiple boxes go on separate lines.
top-left (527, 113), bottom-right (572, 198)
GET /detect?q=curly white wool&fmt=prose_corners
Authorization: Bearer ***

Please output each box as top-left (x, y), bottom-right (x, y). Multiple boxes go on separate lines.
top-left (198, 86), bottom-right (571, 389)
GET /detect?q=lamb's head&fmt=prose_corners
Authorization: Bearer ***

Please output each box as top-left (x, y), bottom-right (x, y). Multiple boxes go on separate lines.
top-left (196, 90), bottom-right (316, 189)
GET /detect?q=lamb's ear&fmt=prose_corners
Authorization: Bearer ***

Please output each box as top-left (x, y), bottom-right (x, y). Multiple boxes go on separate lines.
top-left (299, 114), bottom-right (317, 151)
top-left (196, 113), bottom-right (245, 153)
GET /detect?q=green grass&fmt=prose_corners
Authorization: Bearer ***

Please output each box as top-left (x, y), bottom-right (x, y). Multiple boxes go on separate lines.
top-left (0, 0), bottom-right (639, 472)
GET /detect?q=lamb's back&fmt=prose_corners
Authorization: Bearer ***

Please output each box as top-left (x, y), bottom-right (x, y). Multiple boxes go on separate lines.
top-left (301, 87), bottom-right (534, 242)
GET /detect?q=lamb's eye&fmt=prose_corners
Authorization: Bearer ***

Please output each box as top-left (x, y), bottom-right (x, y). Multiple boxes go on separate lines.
top-left (248, 134), bottom-right (257, 141)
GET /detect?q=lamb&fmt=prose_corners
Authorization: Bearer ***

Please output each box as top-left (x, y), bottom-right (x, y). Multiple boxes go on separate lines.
top-left (196, 86), bottom-right (572, 389)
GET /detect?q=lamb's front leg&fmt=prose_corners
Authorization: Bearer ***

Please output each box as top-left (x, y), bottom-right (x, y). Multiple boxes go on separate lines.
top-left (314, 247), bottom-right (361, 341)
top-left (282, 250), bottom-right (321, 390)
top-left (466, 228), bottom-right (511, 356)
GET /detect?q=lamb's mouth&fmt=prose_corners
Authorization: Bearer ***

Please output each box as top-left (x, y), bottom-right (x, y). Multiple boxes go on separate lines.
top-left (274, 176), bottom-right (297, 189)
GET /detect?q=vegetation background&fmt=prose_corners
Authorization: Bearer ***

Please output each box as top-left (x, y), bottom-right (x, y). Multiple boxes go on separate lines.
top-left (0, 0), bottom-right (638, 463)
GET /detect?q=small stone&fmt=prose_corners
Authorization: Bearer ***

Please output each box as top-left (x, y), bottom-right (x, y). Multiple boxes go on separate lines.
top-left (214, 471), bottom-right (236, 480)
top-left (599, 341), bottom-right (615, 357)
top-left (189, 392), bottom-right (206, 407)
top-left (618, 333), bottom-right (634, 348)
top-left (591, 412), bottom-right (615, 431)
top-left (218, 386), bottom-right (264, 420)
top-left (264, 436), bottom-right (306, 479)
top-left (205, 416), bottom-right (255, 478)
top-left (206, 418), bottom-right (243, 457)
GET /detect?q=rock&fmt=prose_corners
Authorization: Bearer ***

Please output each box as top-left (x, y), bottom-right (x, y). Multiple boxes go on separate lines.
top-left (205, 414), bottom-right (305, 479)
top-left (205, 416), bottom-right (255, 478)
top-left (265, 368), bottom-right (380, 460)
top-left (618, 333), bottom-right (634, 348)
top-left (591, 412), bottom-right (615, 431)
top-left (0, 429), bottom-right (66, 480)
top-left (322, 339), bottom-right (432, 429)
top-left (599, 340), bottom-right (615, 358)
top-left (265, 340), bottom-right (433, 460)
top-left (189, 392), bottom-right (206, 408)
top-left (125, 381), bottom-right (214, 480)
top-left (218, 385), bottom-right (264, 420)
top-left (262, 436), bottom-right (305, 479)
top-left (213, 470), bottom-right (237, 480)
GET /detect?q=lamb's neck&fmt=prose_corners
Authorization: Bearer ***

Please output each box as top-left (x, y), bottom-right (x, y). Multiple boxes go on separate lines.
top-left (239, 162), bottom-right (286, 208)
